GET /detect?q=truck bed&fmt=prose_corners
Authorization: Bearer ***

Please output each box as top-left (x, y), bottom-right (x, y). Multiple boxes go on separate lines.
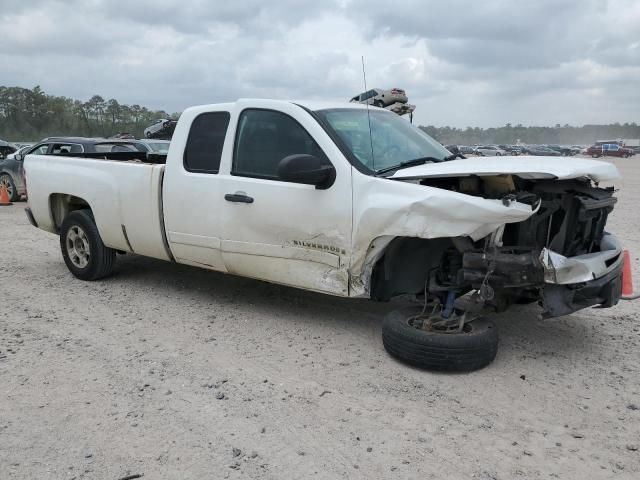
top-left (26, 154), bottom-right (171, 261)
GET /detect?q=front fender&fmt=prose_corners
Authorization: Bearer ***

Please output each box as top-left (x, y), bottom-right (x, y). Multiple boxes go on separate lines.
top-left (349, 176), bottom-right (538, 295)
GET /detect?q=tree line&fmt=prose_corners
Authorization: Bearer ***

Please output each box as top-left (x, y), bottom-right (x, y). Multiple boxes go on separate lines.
top-left (420, 122), bottom-right (640, 146)
top-left (0, 86), bottom-right (179, 141)
top-left (1, 85), bottom-right (638, 145)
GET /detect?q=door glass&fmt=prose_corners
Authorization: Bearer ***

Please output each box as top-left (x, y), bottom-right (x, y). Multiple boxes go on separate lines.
top-left (233, 109), bottom-right (328, 180)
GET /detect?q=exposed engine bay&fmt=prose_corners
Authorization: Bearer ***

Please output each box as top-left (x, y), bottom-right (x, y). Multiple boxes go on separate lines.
top-left (370, 174), bottom-right (623, 318)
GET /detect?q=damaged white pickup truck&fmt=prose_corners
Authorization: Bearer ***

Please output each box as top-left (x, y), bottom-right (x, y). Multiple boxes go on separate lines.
top-left (24, 100), bottom-right (624, 371)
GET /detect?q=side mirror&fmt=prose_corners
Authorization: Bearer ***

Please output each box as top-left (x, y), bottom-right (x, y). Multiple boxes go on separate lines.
top-left (277, 154), bottom-right (336, 190)
top-left (15, 153), bottom-right (24, 161)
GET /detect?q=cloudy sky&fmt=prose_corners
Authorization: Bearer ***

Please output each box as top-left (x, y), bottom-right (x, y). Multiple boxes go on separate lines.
top-left (2, 0), bottom-right (639, 127)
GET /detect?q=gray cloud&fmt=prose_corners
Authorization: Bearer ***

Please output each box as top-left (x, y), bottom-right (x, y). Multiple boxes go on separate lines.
top-left (1, 0), bottom-right (638, 127)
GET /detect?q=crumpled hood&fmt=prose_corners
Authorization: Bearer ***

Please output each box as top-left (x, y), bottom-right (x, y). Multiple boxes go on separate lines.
top-left (390, 156), bottom-right (620, 182)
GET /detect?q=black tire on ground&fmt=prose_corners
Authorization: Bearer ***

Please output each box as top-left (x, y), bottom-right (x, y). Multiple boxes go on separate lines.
top-left (60, 210), bottom-right (116, 281)
top-left (145, 131), bottom-right (152, 138)
top-left (382, 307), bottom-right (499, 372)
top-left (0, 173), bottom-right (19, 202)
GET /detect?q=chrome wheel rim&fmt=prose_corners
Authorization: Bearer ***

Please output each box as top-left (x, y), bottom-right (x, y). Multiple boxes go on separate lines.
top-left (0, 176), bottom-right (12, 197)
top-left (66, 226), bottom-right (90, 268)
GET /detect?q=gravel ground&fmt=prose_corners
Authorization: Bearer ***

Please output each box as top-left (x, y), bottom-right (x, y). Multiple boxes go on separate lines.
top-left (1, 157), bottom-right (639, 479)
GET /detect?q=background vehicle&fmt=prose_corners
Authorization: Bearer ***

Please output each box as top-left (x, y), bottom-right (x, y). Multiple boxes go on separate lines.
top-left (0, 145), bottom-right (30, 201)
top-left (109, 132), bottom-right (136, 139)
top-left (525, 145), bottom-right (562, 156)
top-left (0, 140), bottom-right (17, 160)
top-left (350, 88), bottom-right (408, 107)
top-left (498, 145), bottom-right (522, 155)
top-left (546, 144), bottom-right (577, 156)
top-left (2, 137), bottom-right (158, 201)
top-left (143, 118), bottom-right (178, 139)
top-left (476, 145), bottom-right (507, 156)
top-left (24, 99), bottom-right (624, 372)
top-left (138, 139), bottom-right (170, 153)
top-left (444, 145), bottom-right (466, 159)
top-left (457, 145), bottom-right (476, 155)
top-left (586, 143), bottom-right (634, 158)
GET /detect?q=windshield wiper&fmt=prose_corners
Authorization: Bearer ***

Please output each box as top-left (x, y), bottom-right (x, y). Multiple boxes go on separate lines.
top-left (375, 155), bottom-right (455, 176)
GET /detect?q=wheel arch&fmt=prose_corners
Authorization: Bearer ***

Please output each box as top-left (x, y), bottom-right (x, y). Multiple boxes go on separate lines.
top-left (49, 193), bottom-right (93, 234)
top-left (359, 235), bottom-right (460, 301)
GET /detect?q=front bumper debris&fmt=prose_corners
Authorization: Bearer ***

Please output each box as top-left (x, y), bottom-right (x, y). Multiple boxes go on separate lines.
top-left (541, 262), bottom-right (623, 318)
top-left (462, 233), bottom-right (624, 318)
top-left (540, 233), bottom-right (623, 285)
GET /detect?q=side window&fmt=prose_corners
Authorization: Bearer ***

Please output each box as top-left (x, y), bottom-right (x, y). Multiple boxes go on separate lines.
top-left (95, 143), bottom-right (136, 153)
top-left (51, 144), bottom-right (82, 154)
top-left (183, 112), bottom-right (230, 174)
top-left (29, 144), bottom-right (49, 155)
top-left (51, 144), bottom-right (69, 154)
top-left (232, 109), bottom-right (329, 181)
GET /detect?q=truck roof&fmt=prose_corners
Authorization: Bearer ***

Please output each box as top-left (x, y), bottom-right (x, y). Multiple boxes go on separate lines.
top-left (39, 136), bottom-right (148, 145)
top-left (182, 99), bottom-right (383, 116)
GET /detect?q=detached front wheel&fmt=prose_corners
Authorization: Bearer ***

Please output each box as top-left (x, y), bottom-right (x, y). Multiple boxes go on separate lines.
top-left (60, 210), bottom-right (116, 281)
top-left (382, 307), bottom-right (498, 371)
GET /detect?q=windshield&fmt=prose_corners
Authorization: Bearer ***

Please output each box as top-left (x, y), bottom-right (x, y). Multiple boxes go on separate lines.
top-left (315, 108), bottom-right (450, 172)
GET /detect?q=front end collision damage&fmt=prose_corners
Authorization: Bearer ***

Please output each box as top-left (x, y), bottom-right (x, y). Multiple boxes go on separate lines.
top-left (350, 168), bottom-right (623, 319)
top-left (348, 176), bottom-right (539, 297)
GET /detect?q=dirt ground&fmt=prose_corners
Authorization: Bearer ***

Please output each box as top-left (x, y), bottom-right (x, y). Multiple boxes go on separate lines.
top-left (1, 157), bottom-right (639, 480)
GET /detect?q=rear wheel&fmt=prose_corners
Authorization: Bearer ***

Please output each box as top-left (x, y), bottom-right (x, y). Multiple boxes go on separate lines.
top-left (60, 210), bottom-right (116, 280)
top-left (0, 174), bottom-right (19, 202)
top-left (382, 306), bottom-right (498, 371)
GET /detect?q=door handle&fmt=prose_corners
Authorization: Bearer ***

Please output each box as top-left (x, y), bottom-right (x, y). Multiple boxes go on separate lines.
top-left (225, 193), bottom-right (254, 204)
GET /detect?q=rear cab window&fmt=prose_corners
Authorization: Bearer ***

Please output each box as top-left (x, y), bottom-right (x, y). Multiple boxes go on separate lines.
top-left (184, 112), bottom-right (231, 174)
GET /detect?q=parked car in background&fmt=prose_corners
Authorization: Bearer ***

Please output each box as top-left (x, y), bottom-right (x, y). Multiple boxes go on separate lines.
top-left (138, 139), bottom-right (170, 153)
top-left (447, 145), bottom-right (475, 156)
top-left (586, 143), bottom-right (634, 158)
top-left (110, 132), bottom-right (136, 139)
top-left (12, 142), bottom-right (34, 149)
top-left (1, 137), bottom-right (155, 201)
top-left (526, 145), bottom-right (562, 156)
top-left (546, 145), bottom-right (577, 156)
top-left (144, 118), bottom-right (178, 139)
top-left (350, 88), bottom-right (408, 108)
top-left (0, 140), bottom-right (17, 160)
top-left (0, 145), bottom-right (31, 201)
top-left (457, 145), bottom-right (476, 155)
top-left (498, 145), bottom-right (522, 155)
top-left (476, 145), bottom-right (507, 156)
top-left (444, 145), bottom-right (466, 159)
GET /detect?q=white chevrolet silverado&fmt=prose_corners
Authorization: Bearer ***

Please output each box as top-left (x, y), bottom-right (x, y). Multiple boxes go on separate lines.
top-left (24, 99), bottom-right (625, 371)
